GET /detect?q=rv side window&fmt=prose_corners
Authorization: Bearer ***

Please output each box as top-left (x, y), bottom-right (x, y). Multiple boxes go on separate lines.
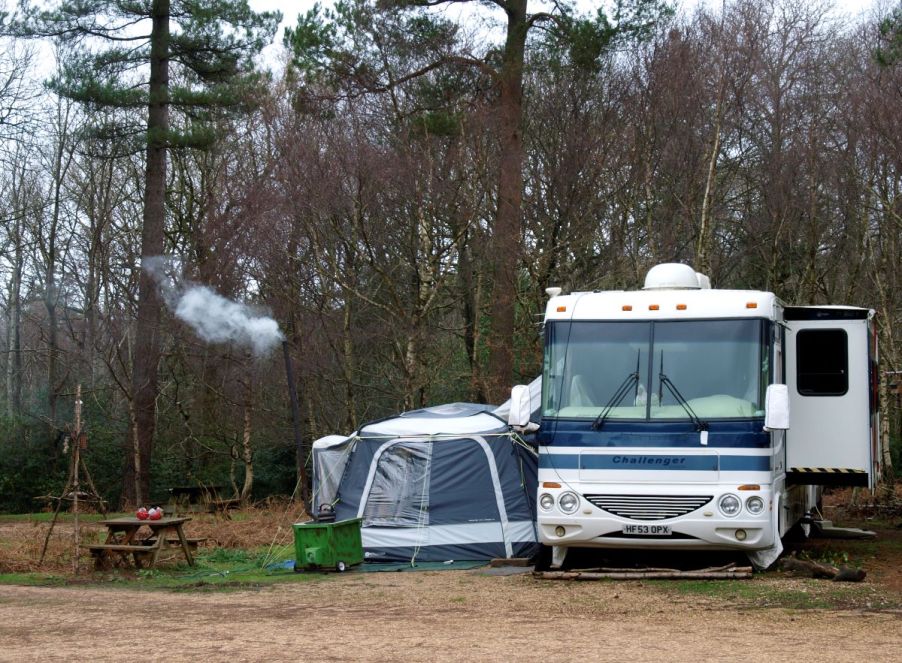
top-left (796, 329), bottom-right (848, 396)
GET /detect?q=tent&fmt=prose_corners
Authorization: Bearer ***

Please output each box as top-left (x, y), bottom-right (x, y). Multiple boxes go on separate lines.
top-left (311, 393), bottom-right (540, 563)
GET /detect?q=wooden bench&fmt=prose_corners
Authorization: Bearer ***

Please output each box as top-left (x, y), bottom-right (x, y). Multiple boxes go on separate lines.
top-left (166, 486), bottom-right (239, 519)
top-left (207, 499), bottom-right (239, 518)
top-left (144, 537), bottom-right (208, 551)
top-left (88, 543), bottom-right (156, 553)
top-left (87, 543), bottom-right (157, 570)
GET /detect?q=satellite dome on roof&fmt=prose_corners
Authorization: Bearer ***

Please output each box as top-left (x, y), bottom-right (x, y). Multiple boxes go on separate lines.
top-left (643, 263), bottom-right (709, 290)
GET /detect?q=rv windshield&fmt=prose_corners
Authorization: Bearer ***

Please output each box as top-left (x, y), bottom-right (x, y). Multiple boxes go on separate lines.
top-left (543, 319), bottom-right (769, 421)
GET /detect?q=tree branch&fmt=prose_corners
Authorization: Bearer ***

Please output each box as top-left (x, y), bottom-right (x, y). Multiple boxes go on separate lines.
top-left (357, 54), bottom-right (497, 94)
top-left (526, 12), bottom-right (561, 29)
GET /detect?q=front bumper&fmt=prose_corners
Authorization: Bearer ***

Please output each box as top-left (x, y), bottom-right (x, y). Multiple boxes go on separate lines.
top-left (537, 487), bottom-right (775, 551)
top-left (538, 515), bottom-right (774, 551)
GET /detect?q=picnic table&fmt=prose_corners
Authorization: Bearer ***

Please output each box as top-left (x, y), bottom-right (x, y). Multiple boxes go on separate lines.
top-left (87, 516), bottom-right (199, 570)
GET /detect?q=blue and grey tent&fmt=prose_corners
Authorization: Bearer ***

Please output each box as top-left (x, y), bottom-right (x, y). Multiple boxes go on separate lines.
top-left (311, 396), bottom-right (540, 563)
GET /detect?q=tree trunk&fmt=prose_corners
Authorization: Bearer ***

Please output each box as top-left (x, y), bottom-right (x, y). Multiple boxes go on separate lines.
top-left (696, 87), bottom-right (724, 277)
top-left (128, 0), bottom-right (170, 504)
top-left (284, 224), bottom-right (308, 496)
top-left (456, 229), bottom-right (481, 402)
top-left (45, 257), bottom-right (59, 436)
top-left (6, 219), bottom-right (23, 419)
top-left (83, 159), bottom-right (115, 389)
top-left (240, 404), bottom-right (254, 505)
top-left (485, 0), bottom-right (527, 403)
top-left (342, 289), bottom-right (357, 430)
top-left (128, 395), bottom-right (143, 507)
top-left (45, 103), bottom-right (72, 436)
top-left (84, 240), bottom-right (98, 387)
top-left (879, 370), bottom-right (895, 494)
top-left (6, 156), bottom-right (26, 419)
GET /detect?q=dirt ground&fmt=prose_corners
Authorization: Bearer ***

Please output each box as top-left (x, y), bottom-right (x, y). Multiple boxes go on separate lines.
top-left (1, 566), bottom-right (901, 662)
top-left (2, 493), bottom-right (900, 662)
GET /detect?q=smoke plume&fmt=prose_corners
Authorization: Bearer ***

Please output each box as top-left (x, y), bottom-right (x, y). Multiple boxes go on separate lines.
top-left (143, 256), bottom-right (284, 356)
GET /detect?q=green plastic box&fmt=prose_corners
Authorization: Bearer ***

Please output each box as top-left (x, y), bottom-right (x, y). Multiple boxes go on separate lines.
top-left (293, 518), bottom-right (364, 572)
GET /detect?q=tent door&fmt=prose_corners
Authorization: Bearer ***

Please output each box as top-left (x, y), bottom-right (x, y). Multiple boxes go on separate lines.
top-left (358, 440), bottom-right (433, 527)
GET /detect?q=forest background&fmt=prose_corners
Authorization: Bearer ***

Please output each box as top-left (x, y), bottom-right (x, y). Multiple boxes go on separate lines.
top-left (0, 0), bottom-right (899, 511)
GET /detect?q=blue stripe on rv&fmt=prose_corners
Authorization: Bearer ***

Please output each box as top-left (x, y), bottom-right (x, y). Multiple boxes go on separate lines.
top-left (539, 454), bottom-right (770, 472)
top-left (537, 419), bottom-right (769, 449)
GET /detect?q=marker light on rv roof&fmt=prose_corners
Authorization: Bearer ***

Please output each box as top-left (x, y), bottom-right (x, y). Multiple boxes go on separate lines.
top-left (556, 306), bottom-right (567, 312)
top-left (676, 304), bottom-right (687, 310)
top-left (746, 302), bottom-right (758, 309)
top-left (649, 304), bottom-right (660, 311)
top-left (622, 305), bottom-right (632, 311)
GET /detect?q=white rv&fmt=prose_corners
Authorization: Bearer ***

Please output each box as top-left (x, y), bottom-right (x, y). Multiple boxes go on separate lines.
top-left (508, 263), bottom-right (880, 569)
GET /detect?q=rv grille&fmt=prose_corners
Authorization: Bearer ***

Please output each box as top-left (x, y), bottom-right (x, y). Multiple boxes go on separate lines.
top-left (583, 494), bottom-right (713, 521)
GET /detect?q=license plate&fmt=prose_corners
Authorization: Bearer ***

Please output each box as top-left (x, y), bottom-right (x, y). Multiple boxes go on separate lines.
top-left (621, 524), bottom-right (671, 536)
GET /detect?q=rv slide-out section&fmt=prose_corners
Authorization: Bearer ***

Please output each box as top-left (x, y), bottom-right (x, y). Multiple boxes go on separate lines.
top-left (784, 306), bottom-right (879, 490)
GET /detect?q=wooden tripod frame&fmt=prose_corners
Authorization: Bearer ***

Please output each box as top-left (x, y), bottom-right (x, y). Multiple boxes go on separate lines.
top-left (38, 386), bottom-right (107, 573)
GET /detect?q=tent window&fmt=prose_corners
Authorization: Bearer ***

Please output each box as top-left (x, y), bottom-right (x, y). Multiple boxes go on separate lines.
top-left (796, 329), bottom-right (848, 396)
top-left (363, 442), bottom-right (432, 527)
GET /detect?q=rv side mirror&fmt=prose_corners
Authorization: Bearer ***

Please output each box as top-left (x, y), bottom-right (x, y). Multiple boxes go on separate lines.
top-left (507, 385), bottom-right (532, 428)
top-left (764, 384), bottom-right (790, 431)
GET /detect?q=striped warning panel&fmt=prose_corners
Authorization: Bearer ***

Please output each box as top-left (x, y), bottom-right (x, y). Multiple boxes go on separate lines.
top-left (787, 467), bottom-right (868, 487)
top-left (791, 468), bottom-right (867, 474)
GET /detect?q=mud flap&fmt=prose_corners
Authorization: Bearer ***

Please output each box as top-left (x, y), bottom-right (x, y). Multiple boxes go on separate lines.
top-left (746, 538), bottom-right (782, 571)
top-left (551, 545), bottom-right (568, 569)
top-left (746, 495), bottom-right (783, 570)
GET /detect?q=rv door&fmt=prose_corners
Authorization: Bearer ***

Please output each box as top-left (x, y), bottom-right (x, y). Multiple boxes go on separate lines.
top-left (784, 307), bottom-right (879, 489)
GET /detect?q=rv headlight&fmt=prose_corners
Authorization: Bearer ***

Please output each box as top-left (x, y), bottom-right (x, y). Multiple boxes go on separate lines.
top-left (745, 496), bottom-right (765, 515)
top-left (745, 495), bottom-right (764, 516)
top-left (718, 494), bottom-right (741, 517)
top-left (558, 492), bottom-right (579, 514)
top-left (539, 493), bottom-right (555, 511)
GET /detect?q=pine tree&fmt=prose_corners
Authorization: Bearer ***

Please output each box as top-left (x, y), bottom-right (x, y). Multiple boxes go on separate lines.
top-left (14, 0), bottom-right (280, 505)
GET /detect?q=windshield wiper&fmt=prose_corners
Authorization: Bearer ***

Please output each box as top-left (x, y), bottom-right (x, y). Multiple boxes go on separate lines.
top-left (592, 350), bottom-right (641, 430)
top-left (658, 354), bottom-right (708, 432)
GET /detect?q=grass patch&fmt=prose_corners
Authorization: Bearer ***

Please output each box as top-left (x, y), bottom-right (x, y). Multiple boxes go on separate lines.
top-left (201, 547), bottom-right (258, 565)
top-left (101, 546), bottom-right (319, 592)
top-left (129, 568), bottom-right (321, 592)
top-left (0, 572), bottom-right (71, 587)
top-left (804, 532), bottom-right (902, 565)
top-left (0, 545), bottom-right (329, 592)
top-left (0, 512), bottom-right (115, 524)
top-left (661, 576), bottom-right (902, 611)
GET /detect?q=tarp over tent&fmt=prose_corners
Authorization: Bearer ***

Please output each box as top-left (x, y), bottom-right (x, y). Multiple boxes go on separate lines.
top-left (311, 391), bottom-right (540, 563)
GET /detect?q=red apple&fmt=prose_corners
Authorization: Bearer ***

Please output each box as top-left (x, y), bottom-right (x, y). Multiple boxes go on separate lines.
top-left (148, 507), bottom-right (162, 520)
top-left (136, 507), bottom-right (149, 520)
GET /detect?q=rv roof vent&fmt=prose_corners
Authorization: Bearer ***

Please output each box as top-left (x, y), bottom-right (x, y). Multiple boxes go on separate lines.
top-left (644, 263), bottom-right (707, 290)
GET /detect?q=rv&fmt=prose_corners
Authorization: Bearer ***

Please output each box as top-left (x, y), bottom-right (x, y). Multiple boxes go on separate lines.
top-left (507, 263), bottom-right (880, 569)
